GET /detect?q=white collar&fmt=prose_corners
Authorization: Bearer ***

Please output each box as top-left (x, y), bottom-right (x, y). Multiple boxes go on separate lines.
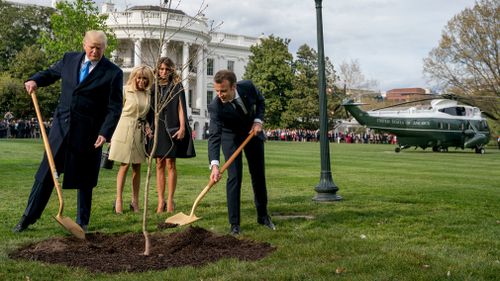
top-left (83, 56), bottom-right (99, 66)
top-left (233, 89), bottom-right (241, 100)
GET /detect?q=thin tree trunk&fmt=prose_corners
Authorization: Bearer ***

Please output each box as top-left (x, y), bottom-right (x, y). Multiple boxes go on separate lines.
top-left (142, 107), bottom-right (160, 256)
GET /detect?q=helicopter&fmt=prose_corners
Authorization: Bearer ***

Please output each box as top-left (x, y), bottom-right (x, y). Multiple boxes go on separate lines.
top-left (341, 96), bottom-right (493, 153)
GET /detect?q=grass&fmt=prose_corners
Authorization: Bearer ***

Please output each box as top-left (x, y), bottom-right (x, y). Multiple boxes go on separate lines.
top-left (0, 138), bottom-right (499, 280)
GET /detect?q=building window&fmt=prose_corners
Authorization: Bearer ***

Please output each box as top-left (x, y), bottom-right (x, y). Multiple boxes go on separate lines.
top-left (207, 58), bottom-right (214, 75)
top-left (207, 90), bottom-right (213, 105)
top-left (227, 60), bottom-right (234, 71)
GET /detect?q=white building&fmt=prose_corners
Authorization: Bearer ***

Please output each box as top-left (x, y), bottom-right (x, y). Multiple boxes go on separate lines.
top-left (102, 2), bottom-right (260, 139)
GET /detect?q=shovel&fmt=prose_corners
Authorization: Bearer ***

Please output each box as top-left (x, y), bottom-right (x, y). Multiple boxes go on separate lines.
top-left (30, 91), bottom-right (85, 239)
top-left (165, 131), bottom-right (256, 226)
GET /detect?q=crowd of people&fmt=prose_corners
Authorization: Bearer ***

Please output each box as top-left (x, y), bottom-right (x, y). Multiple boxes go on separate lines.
top-left (0, 120), bottom-right (399, 144)
top-left (0, 117), bottom-right (52, 139)
top-left (265, 128), bottom-right (398, 144)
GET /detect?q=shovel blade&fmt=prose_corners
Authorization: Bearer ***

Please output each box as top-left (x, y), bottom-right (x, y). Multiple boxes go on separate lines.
top-left (165, 212), bottom-right (200, 226)
top-left (55, 215), bottom-right (86, 239)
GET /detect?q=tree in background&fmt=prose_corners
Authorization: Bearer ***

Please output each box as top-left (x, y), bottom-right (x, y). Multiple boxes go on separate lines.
top-left (281, 44), bottom-right (319, 129)
top-left (0, 0), bottom-right (117, 119)
top-left (245, 37), bottom-right (343, 129)
top-left (0, 0), bottom-right (52, 72)
top-left (423, 0), bottom-right (499, 120)
top-left (336, 59), bottom-right (379, 94)
top-left (0, 74), bottom-right (25, 117)
top-left (0, 1), bottom-right (54, 119)
top-left (7, 46), bottom-right (59, 118)
top-left (281, 44), bottom-right (340, 129)
top-left (243, 35), bottom-right (294, 128)
top-left (38, 0), bottom-right (117, 63)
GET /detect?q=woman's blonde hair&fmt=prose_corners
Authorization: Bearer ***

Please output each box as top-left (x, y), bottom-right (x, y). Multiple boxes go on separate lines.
top-left (126, 65), bottom-right (154, 91)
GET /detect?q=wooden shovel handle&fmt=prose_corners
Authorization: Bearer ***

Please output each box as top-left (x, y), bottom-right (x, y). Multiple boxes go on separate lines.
top-left (220, 131), bottom-right (257, 174)
top-left (30, 91), bottom-right (64, 217)
top-left (188, 131), bottom-right (257, 216)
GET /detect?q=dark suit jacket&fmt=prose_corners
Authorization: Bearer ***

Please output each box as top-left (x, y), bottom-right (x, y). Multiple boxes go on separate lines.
top-left (208, 80), bottom-right (265, 163)
top-left (30, 52), bottom-right (123, 189)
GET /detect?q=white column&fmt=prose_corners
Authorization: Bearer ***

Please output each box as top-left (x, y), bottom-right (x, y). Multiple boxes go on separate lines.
top-left (110, 50), bottom-right (118, 63)
top-left (195, 46), bottom-right (205, 140)
top-left (202, 47), bottom-right (207, 116)
top-left (134, 38), bottom-right (142, 67)
top-left (161, 40), bottom-right (168, 57)
top-left (195, 46), bottom-right (204, 110)
top-left (216, 54), bottom-right (224, 72)
top-left (182, 42), bottom-right (190, 113)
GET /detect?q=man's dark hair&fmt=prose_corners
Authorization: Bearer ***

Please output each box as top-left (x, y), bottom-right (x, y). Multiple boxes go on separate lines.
top-left (214, 70), bottom-right (237, 85)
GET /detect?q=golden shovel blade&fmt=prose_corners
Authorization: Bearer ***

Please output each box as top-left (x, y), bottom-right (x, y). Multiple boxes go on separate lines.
top-left (55, 215), bottom-right (86, 239)
top-left (165, 212), bottom-right (201, 226)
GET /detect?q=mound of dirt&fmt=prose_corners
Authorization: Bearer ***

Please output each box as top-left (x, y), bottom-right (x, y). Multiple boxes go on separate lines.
top-left (9, 226), bottom-right (276, 273)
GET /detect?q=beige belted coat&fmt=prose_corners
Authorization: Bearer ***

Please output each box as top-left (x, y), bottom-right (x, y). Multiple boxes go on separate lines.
top-left (109, 85), bottom-right (150, 164)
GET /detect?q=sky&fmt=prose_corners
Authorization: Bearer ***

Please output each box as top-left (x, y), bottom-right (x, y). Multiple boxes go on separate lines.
top-left (14, 0), bottom-right (478, 92)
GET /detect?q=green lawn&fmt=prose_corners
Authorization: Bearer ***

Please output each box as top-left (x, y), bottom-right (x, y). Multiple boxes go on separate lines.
top-left (0, 139), bottom-right (499, 280)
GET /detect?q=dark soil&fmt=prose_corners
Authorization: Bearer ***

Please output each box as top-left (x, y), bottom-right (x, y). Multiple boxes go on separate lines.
top-left (9, 226), bottom-right (276, 273)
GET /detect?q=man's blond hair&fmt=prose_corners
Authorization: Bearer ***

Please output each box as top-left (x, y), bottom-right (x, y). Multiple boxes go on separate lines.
top-left (83, 30), bottom-right (108, 47)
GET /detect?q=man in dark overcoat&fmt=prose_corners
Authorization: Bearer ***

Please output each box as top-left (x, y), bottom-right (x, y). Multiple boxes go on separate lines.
top-left (208, 70), bottom-right (275, 235)
top-left (13, 30), bottom-right (123, 233)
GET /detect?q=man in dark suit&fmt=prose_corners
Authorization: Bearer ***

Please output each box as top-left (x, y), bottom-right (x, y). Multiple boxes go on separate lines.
top-left (13, 30), bottom-right (123, 233)
top-left (208, 70), bottom-right (275, 235)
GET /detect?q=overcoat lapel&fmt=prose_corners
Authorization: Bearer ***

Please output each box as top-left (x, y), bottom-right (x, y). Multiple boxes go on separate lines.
top-left (75, 56), bottom-right (108, 89)
top-left (71, 53), bottom-right (85, 86)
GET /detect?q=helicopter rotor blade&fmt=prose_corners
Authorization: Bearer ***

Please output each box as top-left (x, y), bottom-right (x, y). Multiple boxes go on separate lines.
top-left (371, 98), bottom-right (436, 111)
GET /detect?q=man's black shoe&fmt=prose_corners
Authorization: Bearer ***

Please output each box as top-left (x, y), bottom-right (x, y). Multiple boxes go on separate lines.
top-left (258, 216), bottom-right (276, 230)
top-left (230, 224), bottom-right (240, 235)
top-left (79, 224), bottom-right (88, 233)
top-left (12, 216), bottom-right (29, 233)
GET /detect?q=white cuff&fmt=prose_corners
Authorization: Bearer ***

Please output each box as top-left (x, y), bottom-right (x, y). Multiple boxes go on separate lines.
top-left (210, 160), bottom-right (220, 170)
top-left (254, 118), bottom-right (263, 124)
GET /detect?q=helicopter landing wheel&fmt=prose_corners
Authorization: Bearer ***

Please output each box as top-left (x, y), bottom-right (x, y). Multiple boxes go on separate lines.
top-left (395, 147), bottom-right (401, 153)
top-left (475, 147), bottom-right (485, 154)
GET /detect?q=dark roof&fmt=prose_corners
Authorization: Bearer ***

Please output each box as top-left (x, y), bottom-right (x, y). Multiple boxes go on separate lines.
top-left (127, 5), bottom-right (185, 15)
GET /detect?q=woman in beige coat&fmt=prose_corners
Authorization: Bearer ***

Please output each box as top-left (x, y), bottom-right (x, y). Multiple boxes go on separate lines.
top-left (109, 65), bottom-right (154, 214)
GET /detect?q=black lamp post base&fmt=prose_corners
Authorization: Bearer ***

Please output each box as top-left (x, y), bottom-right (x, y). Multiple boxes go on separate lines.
top-left (313, 192), bottom-right (343, 202)
top-left (313, 172), bottom-right (342, 202)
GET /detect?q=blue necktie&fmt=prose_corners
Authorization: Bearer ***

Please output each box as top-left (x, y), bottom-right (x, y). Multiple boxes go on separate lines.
top-left (79, 61), bottom-right (91, 83)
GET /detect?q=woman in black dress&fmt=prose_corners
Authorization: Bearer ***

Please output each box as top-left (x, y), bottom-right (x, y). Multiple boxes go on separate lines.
top-left (150, 57), bottom-right (195, 213)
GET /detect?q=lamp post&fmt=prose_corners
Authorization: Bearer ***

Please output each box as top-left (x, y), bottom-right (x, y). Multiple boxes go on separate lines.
top-left (313, 0), bottom-right (342, 202)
